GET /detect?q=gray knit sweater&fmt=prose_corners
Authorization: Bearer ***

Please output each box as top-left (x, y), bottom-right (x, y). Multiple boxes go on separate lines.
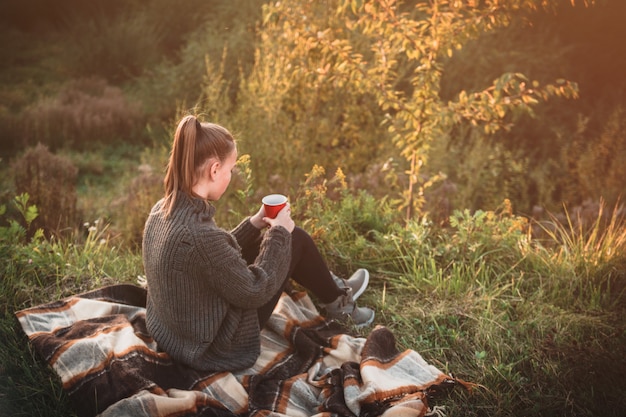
top-left (142, 194), bottom-right (292, 371)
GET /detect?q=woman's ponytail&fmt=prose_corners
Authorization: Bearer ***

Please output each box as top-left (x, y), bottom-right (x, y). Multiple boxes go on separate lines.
top-left (162, 115), bottom-right (197, 217)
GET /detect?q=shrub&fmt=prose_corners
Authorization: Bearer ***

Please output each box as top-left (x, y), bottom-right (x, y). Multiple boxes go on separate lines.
top-left (111, 163), bottom-right (164, 249)
top-left (575, 105), bottom-right (626, 207)
top-left (0, 193), bottom-right (142, 312)
top-left (11, 143), bottom-right (78, 237)
top-left (294, 165), bottom-right (405, 274)
top-left (441, 199), bottom-right (529, 270)
top-left (21, 77), bottom-right (145, 150)
top-left (0, 110), bottom-right (22, 158)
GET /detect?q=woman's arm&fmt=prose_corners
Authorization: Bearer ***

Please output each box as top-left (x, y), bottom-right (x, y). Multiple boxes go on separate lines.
top-left (196, 226), bottom-right (292, 309)
top-left (231, 216), bottom-right (263, 255)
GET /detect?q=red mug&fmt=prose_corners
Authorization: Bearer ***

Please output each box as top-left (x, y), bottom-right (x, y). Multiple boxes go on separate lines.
top-left (262, 194), bottom-right (288, 219)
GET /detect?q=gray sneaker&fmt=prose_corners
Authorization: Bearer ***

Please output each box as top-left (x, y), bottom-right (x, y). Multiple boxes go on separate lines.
top-left (332, 268), bottom-right (369, 301)
top-left (323, 287), bottom-right (375, 328)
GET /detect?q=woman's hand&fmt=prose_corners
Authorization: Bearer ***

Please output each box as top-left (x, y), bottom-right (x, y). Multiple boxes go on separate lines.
top-left (264, 203), bottom-right (295, 233)
top-left (250, 205), bottom-right (268, 229)
top-left (249, 203), bottom-right (295, 233)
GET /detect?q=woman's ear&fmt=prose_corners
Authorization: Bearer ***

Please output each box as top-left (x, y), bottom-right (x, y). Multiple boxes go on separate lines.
top-left (207, 160), bottom-right (221, 181)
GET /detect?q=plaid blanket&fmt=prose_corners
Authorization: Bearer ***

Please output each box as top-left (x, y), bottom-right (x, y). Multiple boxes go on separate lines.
top-left (15, 284), bottom-right (466, 417)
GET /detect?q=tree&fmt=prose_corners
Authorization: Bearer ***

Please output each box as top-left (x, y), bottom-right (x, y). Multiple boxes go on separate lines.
top-left (238, 0), bottom-right (583, 220)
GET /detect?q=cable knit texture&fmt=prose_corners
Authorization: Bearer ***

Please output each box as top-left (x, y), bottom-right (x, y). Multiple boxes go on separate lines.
top-left (142, 194), bottom-right (292, 371)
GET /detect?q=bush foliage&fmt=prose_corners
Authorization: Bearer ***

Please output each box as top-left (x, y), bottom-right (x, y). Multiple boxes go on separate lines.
top-left (11, 144), bottom-right (78, 237)
top-left (3, 0), bottom-right (625, 215)
top-left (21, 78), bottom-right (145, 150)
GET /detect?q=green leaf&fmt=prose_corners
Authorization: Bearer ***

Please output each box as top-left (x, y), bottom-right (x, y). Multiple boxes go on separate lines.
top-left (25, 205), bottom-right (39, 226)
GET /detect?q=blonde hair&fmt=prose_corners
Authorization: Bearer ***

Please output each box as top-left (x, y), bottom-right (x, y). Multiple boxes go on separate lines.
top-left (161, 115), bottom-right (235, 216)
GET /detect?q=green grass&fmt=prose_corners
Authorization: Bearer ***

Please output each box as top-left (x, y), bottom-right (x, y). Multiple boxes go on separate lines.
top-left (0, 194), bottom-right (144, 417)
top-left (2, 171), bottom-right (625, 416)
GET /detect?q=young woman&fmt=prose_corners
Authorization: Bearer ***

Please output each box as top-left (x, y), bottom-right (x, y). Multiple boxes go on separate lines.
top-left (142, 115), bottom-right (374, 372)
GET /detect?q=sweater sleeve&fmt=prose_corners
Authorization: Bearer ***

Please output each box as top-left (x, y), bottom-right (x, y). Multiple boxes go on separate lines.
top-left (195, 225), bottom-right (292, 309)
top-left (230, 217), bottom-right (262, 255)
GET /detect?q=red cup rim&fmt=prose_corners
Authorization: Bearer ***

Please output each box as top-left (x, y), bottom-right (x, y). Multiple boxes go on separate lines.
top-left (262, 194), bottom-right (288, 206)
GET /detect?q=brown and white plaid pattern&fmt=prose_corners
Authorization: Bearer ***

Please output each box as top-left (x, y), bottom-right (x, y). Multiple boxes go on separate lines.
top-left (16, 284), bottom-right (465, 417)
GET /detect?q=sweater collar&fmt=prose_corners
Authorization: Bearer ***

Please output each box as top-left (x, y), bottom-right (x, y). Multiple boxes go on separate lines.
top-left (178, 193), bottom-right (216, 219)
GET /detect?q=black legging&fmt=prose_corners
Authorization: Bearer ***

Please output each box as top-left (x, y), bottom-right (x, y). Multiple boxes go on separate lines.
top-left (241, 227), bottom-right (345, 327)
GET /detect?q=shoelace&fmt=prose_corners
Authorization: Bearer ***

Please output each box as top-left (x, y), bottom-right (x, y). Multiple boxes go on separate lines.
top-left (336, 289), bottom-right (355, 314)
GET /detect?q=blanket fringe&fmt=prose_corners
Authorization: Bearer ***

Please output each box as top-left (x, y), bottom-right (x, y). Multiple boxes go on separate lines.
top-left (426, 405), bottom-right (447, 417)
top-left (450, 373), bottom-right (482, 394)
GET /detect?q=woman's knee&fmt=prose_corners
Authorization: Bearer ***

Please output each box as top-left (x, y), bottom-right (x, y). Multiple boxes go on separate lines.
top-left (292, 226), bottom-right (314, 247)
top-left (292, 226), bottom-right (307, 238)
